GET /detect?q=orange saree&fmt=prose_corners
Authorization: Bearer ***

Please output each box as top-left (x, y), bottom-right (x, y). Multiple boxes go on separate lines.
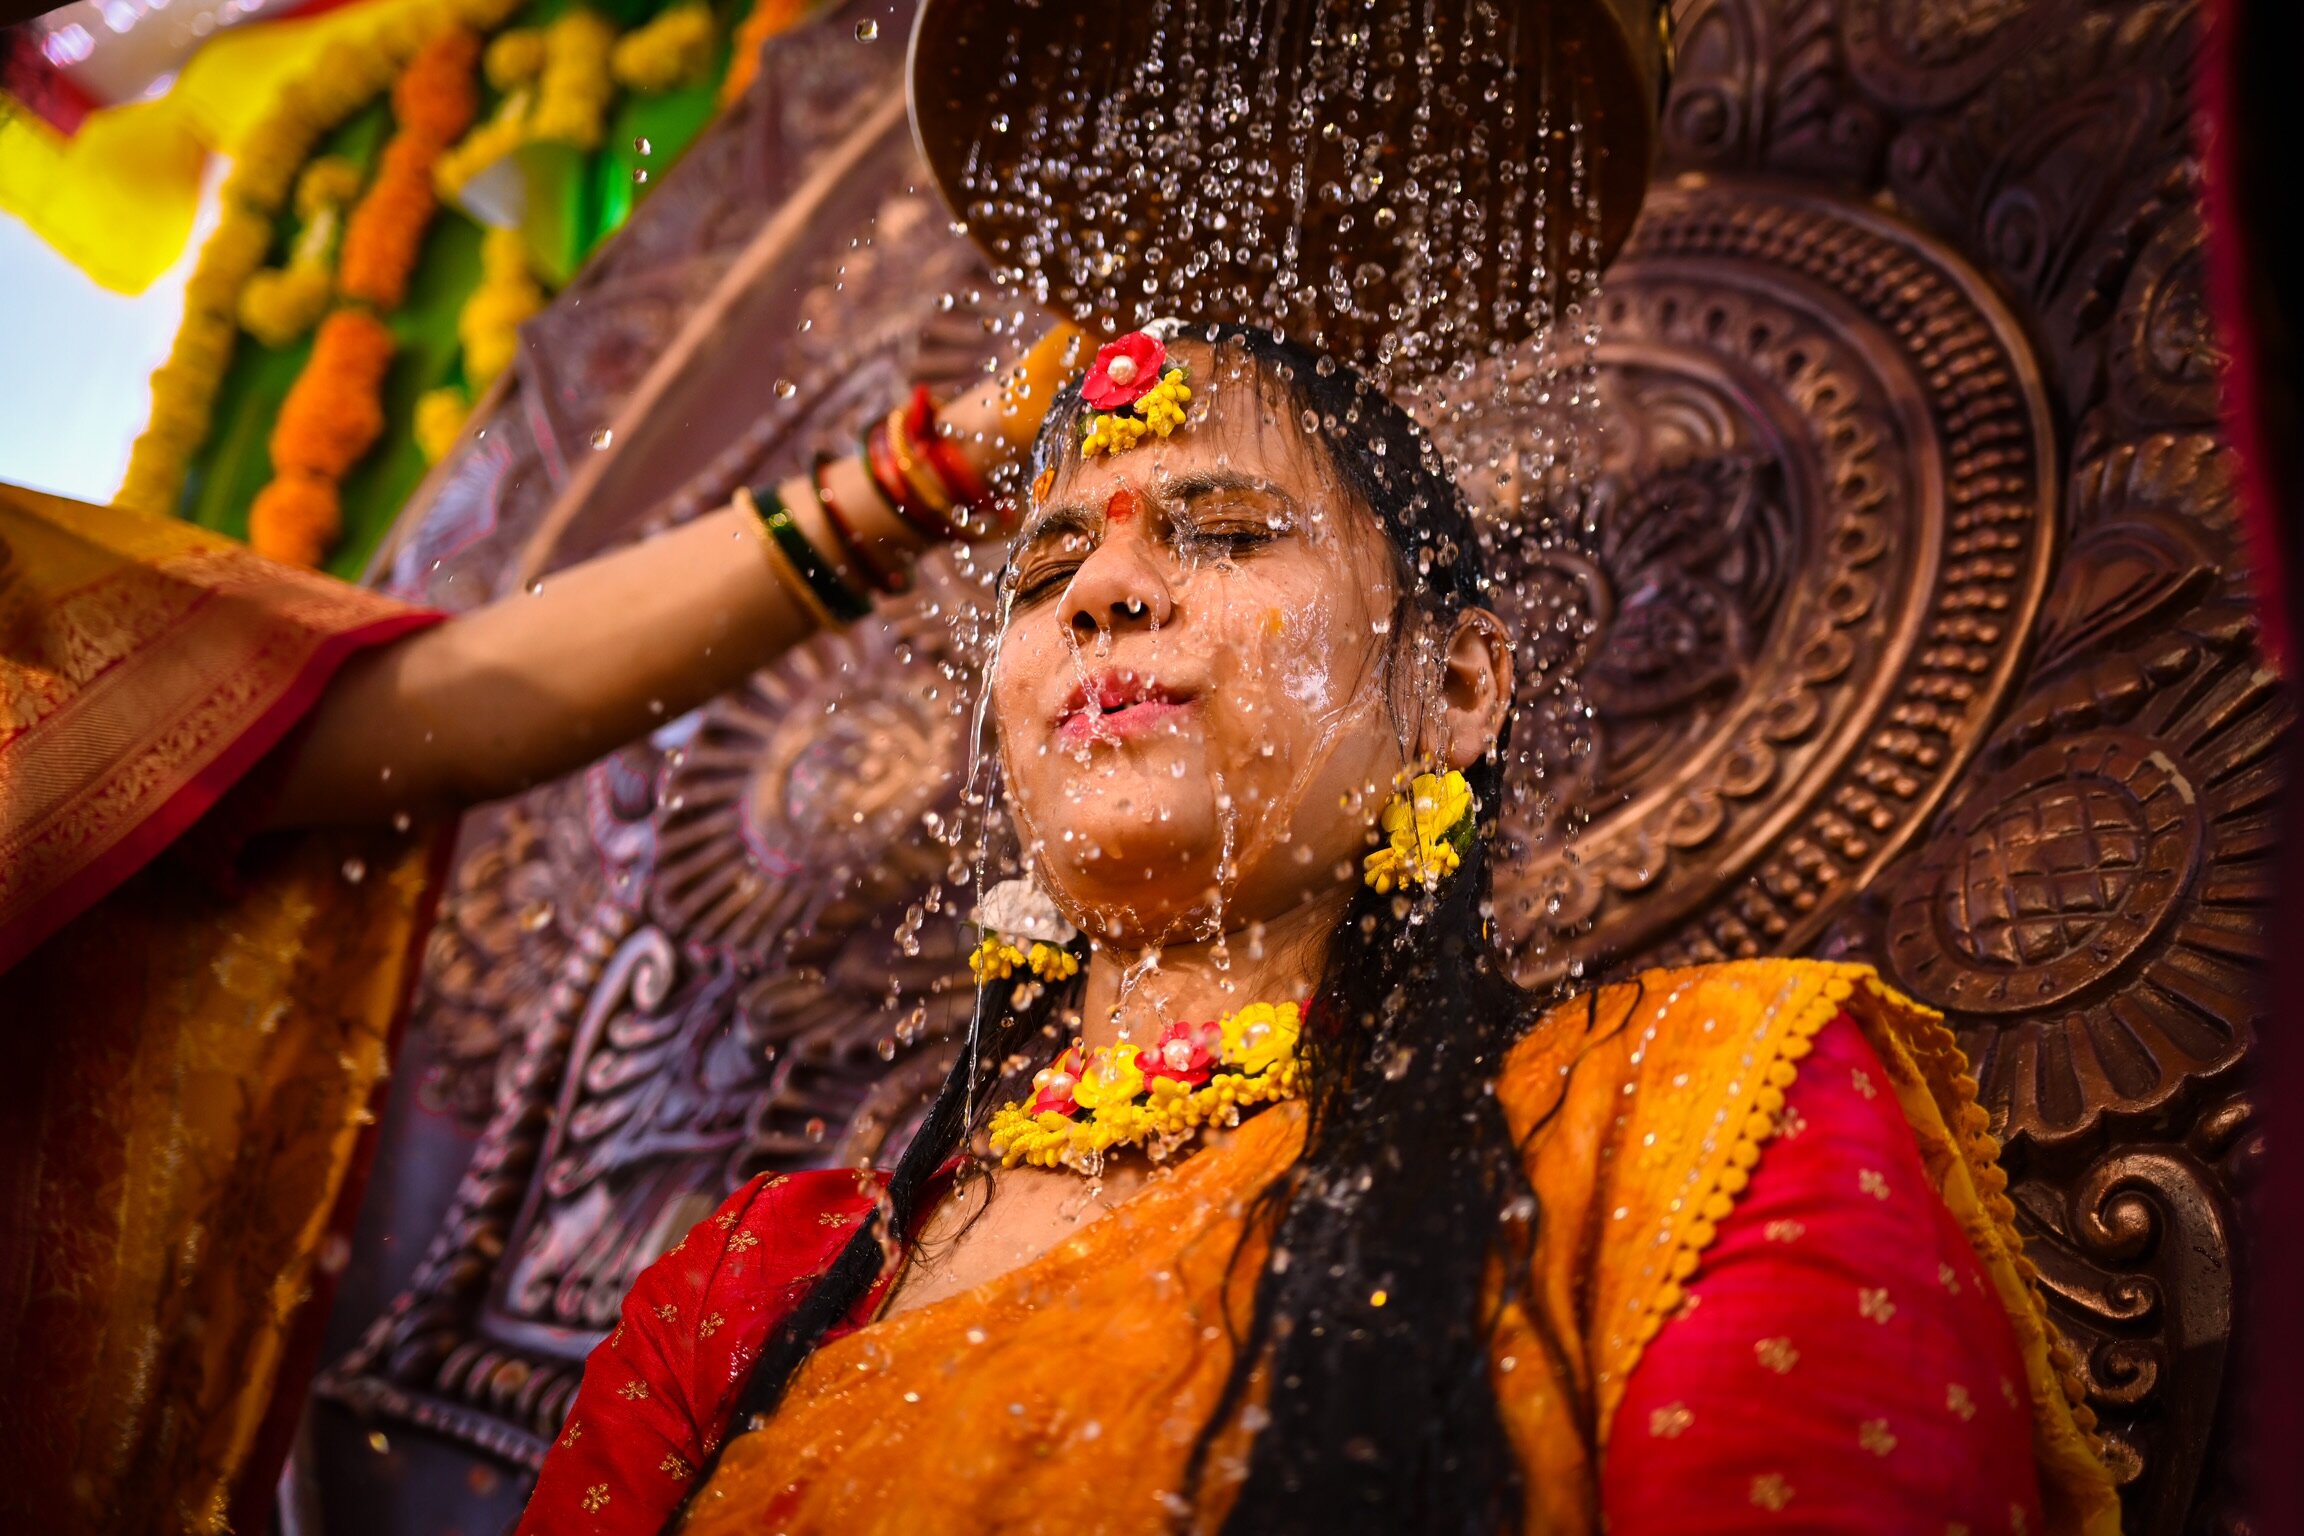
top-left (0, 486), bottom-right (444, 1533)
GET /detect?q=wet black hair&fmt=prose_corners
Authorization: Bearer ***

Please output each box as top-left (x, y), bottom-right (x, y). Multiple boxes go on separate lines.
top-left (668, 325), bottom-right (1568, 1534)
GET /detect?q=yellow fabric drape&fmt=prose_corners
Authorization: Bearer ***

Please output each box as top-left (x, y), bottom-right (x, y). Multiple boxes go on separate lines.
top-left (681, 960), bottom-right (2120, 1536)
top-left (0, 0), bottom-right (439, 294)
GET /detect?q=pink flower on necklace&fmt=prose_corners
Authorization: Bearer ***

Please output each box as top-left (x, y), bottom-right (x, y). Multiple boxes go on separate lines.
top-left (1030, 1047), bottom-right (1085, 1116)
top-left (1137, 1018), bottom-right (1224, 1088)
top-left (1082, 331), bottom-right (1167, 410)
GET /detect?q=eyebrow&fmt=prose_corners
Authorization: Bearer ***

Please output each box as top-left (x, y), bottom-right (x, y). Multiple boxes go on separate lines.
top-left (1012, 469), bottom-right (1296, 550)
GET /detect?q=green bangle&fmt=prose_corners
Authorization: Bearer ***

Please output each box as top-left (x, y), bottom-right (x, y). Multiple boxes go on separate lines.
top-left (753, 485), bottom-right (871, 624)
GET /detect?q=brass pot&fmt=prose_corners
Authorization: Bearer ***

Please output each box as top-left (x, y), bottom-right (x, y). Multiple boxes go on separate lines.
top-left (908, 0), bottom-right (1669, 364)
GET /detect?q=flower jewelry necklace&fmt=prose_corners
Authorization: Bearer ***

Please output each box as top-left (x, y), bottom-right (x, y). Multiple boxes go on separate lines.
top-left (988, 1001), bottom-right (1303, 1173)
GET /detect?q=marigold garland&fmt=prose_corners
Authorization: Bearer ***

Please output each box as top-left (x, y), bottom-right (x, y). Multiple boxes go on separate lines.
top-left (251, 25), bottom-right (483, 564)
top-left (116, 0), bottom-right (520, 521)
top-left (340, 28), bottom-right (481, 310)
top-left (611, 3), bottom-right (717, 93)
top-left (459, 225), bottom-right (546, 387)
top-left (250, 309), bottom-right (395, 564)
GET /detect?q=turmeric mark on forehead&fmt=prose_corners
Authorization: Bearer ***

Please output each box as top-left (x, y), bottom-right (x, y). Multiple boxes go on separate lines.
top-left (1104, 488), bottom-right (1142, 525)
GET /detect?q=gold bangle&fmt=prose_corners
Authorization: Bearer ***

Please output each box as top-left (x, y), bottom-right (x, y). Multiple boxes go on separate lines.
top-left (882, 405), bottom-right (958, 519)
top-left (734, 485), bottom-right (836, 630)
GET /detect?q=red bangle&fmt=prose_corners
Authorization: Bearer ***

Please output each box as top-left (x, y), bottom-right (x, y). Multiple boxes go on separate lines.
top-left (863, 418), bottom-right (961, 543)
top-left (813, 454), bottom-right (907, 594)
top-left (907, 385), bottom-right (998, 529)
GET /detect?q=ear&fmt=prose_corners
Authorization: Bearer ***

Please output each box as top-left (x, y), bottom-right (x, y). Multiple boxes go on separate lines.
top-left (1431, 607), bottom-right (1514, 771)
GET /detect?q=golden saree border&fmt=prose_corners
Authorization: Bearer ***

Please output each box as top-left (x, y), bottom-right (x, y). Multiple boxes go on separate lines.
top-left (0, 484), bottom-right (436, 974)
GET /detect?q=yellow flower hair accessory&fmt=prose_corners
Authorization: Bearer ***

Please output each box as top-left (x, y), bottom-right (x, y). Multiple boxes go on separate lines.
top-left (1078, 330), bottom-right (1192, 458)
top-left (988, 1001), bottom-right (1304, 1173)
top-left (1362, 768), bottom-right (1476, 894)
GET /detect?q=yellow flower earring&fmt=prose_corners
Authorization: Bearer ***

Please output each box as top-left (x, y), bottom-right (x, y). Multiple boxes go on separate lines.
top-left (969, 878), bottom-right (1082, 984)
top-left (1361, 768), bottom-right (1476, 893)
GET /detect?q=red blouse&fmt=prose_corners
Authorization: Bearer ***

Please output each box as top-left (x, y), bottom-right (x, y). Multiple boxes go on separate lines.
top-left (517, 1015), bottom-right (2044, 1533)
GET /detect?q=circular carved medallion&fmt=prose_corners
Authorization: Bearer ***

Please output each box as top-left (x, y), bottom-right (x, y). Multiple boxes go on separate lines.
top-left (1499, 176), bottom-right (2057, 978)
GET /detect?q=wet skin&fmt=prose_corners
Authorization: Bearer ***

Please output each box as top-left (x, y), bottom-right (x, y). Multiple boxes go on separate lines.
top-left (883, 338), bottom-right (1514, 1319)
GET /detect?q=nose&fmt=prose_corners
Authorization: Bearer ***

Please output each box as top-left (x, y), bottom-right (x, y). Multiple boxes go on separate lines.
top-left (1063, 535), bottom-right (1173, 648)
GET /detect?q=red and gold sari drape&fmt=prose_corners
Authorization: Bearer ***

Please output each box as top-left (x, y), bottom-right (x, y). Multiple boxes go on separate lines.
top-left (0, 485), bottom-right (443, 1534)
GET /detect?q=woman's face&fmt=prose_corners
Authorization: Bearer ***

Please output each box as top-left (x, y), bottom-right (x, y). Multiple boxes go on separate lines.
top-left (990, 340), bottom-right (1417, 947)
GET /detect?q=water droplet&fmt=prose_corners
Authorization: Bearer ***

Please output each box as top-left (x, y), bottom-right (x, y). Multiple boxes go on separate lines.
top-left (340, 858), bottom-right (367, 885)
top-left (632, 167), bottom-right (649, 185)
top-left (633, 136), bottom-right (651, 156)
top-left (855, 18), bottom-right (878, 40)
top-left (805, 1116), bottom-right (828, 1142)
top-left (774, 378), bottom-right (797, 400)
top-left (590, 427), bottom-right (613, 450)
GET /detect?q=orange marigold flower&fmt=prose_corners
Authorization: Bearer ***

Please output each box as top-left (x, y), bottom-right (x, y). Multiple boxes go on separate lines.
top-left (393, 27), bottom-right (481, 147)
top-left (249, 473), bottom-right (342, 567)
top-left (340, 28), bottom-right (479, 309)
top-left (269, 310), bottom-right (394, 480)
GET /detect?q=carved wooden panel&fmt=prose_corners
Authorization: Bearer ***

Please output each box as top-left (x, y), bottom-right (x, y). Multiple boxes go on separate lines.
top-left (324, 1), bottom-right (2271, 1529)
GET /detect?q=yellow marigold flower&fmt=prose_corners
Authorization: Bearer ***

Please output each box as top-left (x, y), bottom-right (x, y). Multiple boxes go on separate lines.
top-left (415, 386), bottom-right (472, 464)
top-left (529, 10), bottom-right (618, 150)
top-left (238, 266), bottom-right (333, 349)
top-left (969, 938), bottom-right (1026, 983)
top-left (1026, 942), bottom-right (1079, 982)
top-left (295, 156), bottom-right (364, 220)
top-left (611, 3), bottom-right (718, 93)
top-left (485, 28), bottom-right (547, 89)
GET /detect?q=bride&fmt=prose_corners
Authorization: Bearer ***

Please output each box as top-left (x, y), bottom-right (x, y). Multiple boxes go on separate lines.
top-left (506, 324), bottom-right (2118, 1535)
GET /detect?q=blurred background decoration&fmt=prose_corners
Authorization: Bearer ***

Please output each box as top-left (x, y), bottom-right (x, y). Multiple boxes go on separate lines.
top-left (0, 0), bottom-right (812, 579)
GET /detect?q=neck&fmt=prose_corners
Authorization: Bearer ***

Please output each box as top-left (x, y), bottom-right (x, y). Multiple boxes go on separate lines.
top-left (1074, 885), bottom-right (1350, 1052)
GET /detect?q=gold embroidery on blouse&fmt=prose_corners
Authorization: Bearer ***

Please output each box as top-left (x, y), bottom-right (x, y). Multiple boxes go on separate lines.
top-left (1750, 1473), bottom-right (1794, 1511)
top-left (729, 1229), bottom-right (761, 1252)
top-left (581, 1484), bottom-right (610, 1513)
top-left (1648, 1402), bottom-right (1694, 1439)
top-left (1858, 1168), bottom-right (1890, 1200)
top-left (1938, 1261), bottom-right (1962, 1293)
top-left (660, 1453), bottom-right (693, 1479)
top-left (561, 1420), bottom-right (582, 1447)
top-left (1776, 1106), bottom-right (1808, 1139)
top-left (1755, 1336), bottom-right (1799, 1374)
top-left (1947, 1383), bottom-right (1976, 1421)
top-left (1859, 1417), bottom-right (1897, 1456)
top-left (1859, 1286), bottom-right (1897, 1323)
top-left (1852, 1068), bottom-right (1877, 1099)
top-left (700, 1311), bottom-right (726, 1339)
top-left (1763, 1219), bottom-right (1806, 1243)
top-left (714, 1212), bottom-right (739, 1230)
top-left (653, 1302), bottom-right (678, 1322)
top-left (617, 1380), bottom-right (650, 1401)
top-left (819, 1211), bottom-right (855, 1229)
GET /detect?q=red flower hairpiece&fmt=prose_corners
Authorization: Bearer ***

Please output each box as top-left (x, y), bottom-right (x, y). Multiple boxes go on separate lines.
top-left (1082, 331), bottom-right (1167, 410)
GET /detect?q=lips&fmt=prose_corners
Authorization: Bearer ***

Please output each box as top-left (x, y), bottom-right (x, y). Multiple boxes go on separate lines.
top-left (1054, 668), bottom-right (1195, 745)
